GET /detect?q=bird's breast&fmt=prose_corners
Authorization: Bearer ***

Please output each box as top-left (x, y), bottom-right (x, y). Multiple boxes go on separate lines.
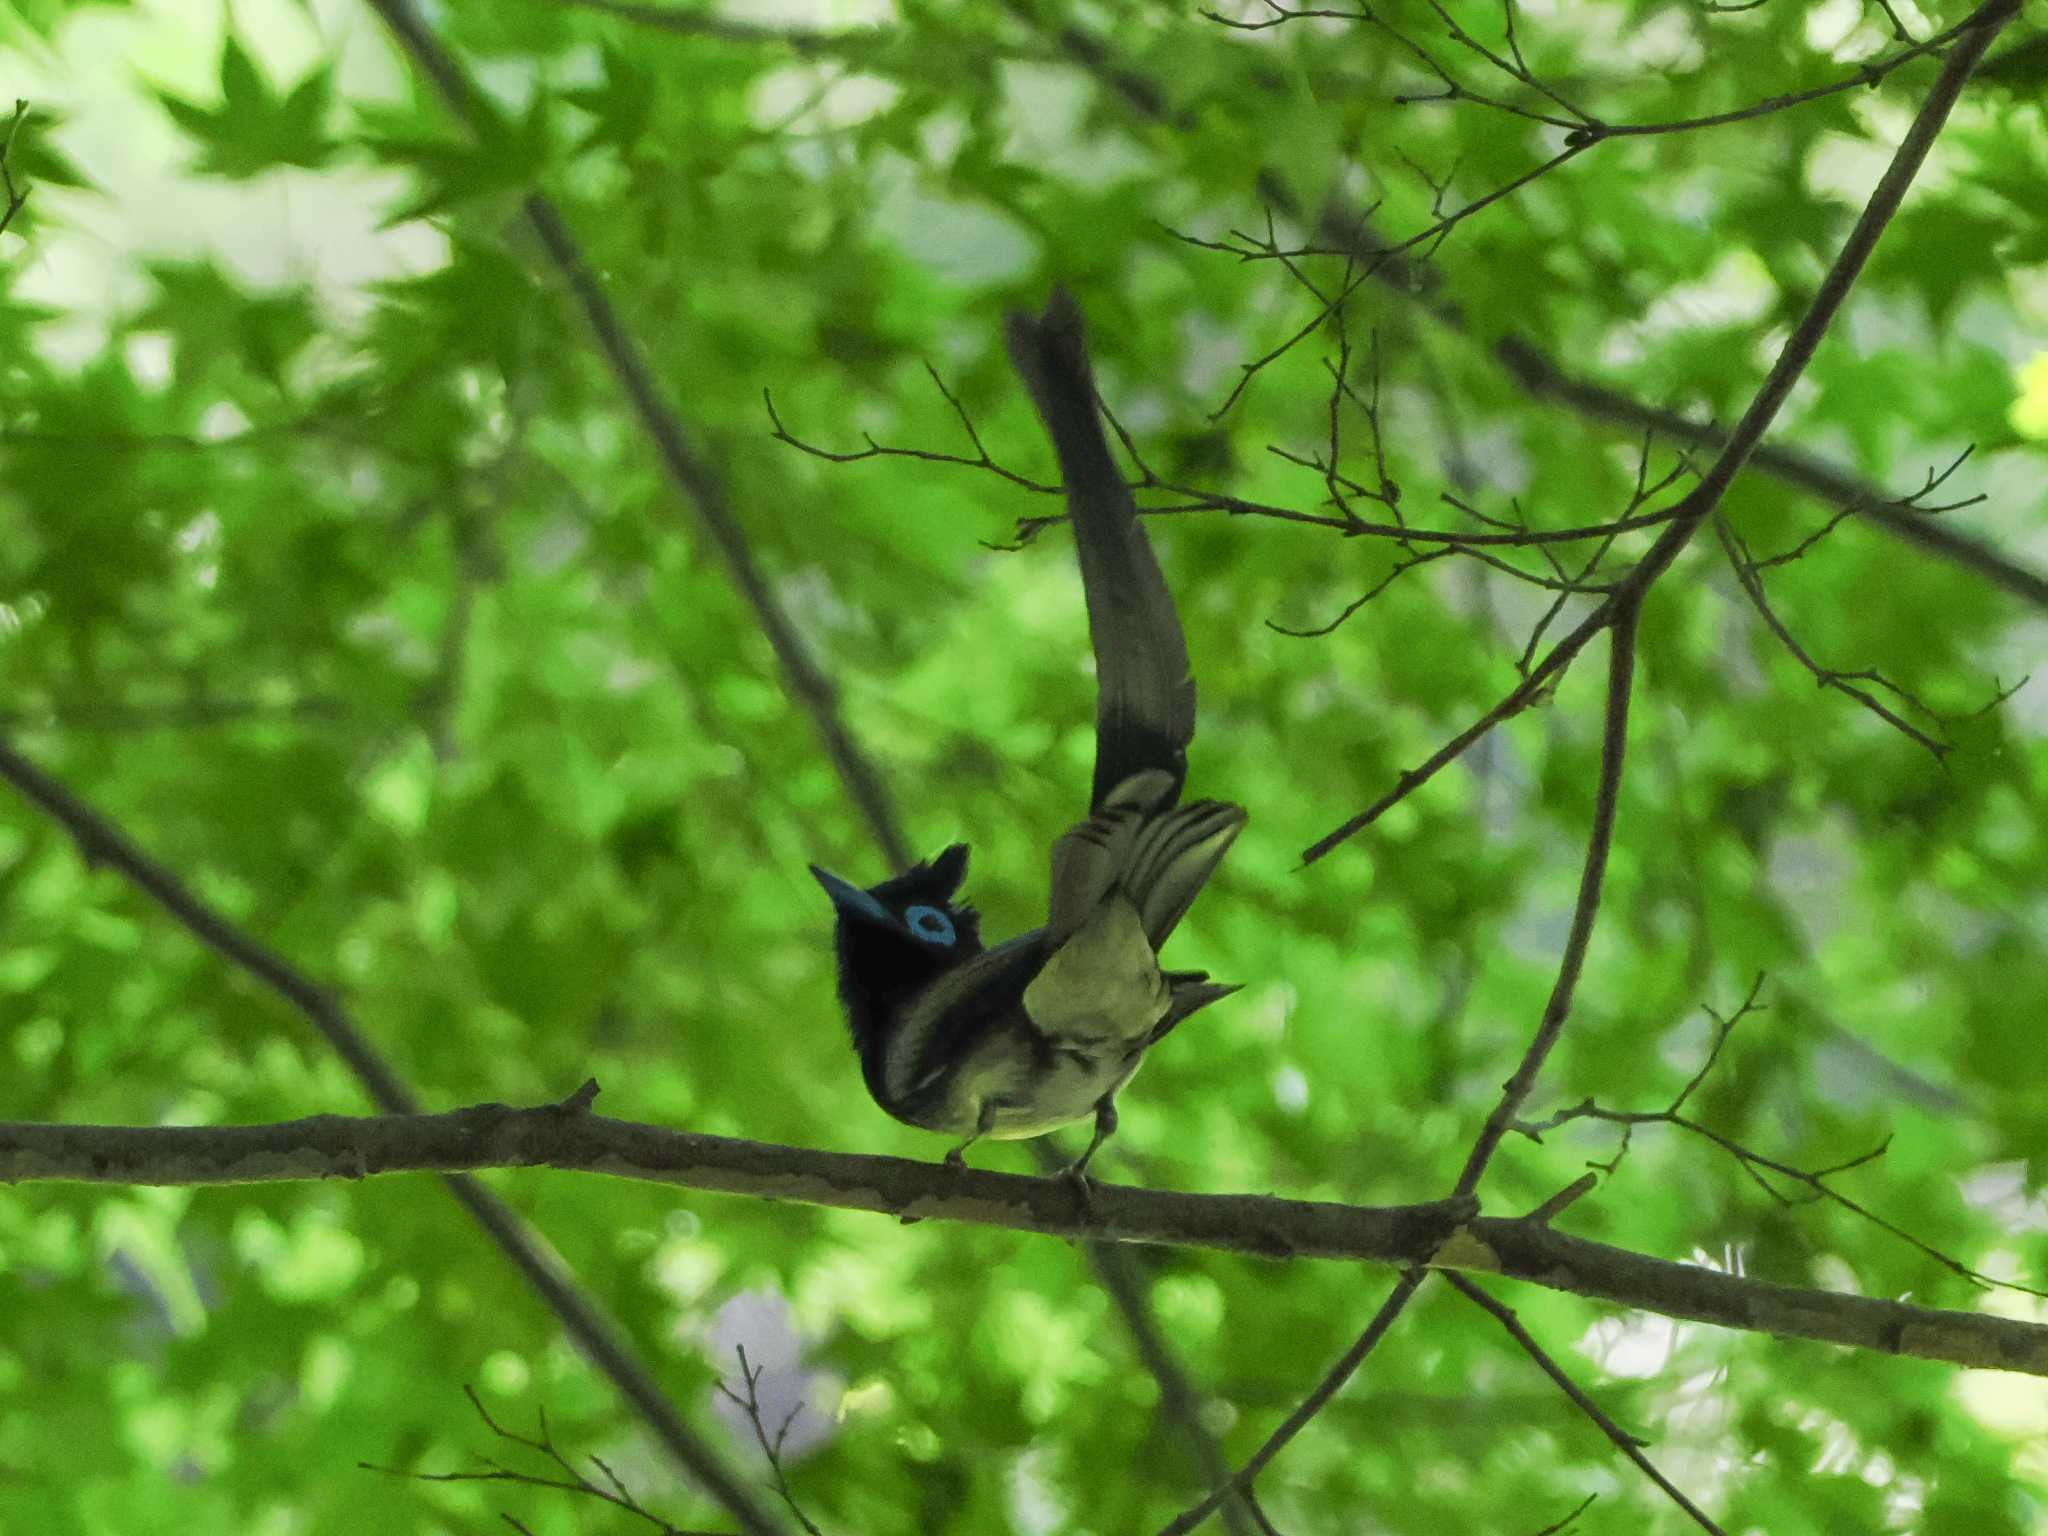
top-left (922, 1022), bottom-right (1149, 1140)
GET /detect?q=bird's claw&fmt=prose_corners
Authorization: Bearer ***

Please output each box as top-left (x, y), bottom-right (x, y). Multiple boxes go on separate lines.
top-left (1060, 1159), bottom-right (1100, 1221)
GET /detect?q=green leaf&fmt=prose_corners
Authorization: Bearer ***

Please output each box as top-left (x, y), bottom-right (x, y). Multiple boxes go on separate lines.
top-left (151, 34), bottom-right (336, 179)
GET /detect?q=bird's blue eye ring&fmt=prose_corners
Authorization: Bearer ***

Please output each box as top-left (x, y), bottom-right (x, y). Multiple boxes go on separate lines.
top-left (904, 904), bottom-right (956, 946)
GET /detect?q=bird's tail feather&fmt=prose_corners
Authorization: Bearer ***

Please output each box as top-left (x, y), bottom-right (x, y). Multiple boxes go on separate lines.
top-left (1004, 289), bottom-right (1198, 810)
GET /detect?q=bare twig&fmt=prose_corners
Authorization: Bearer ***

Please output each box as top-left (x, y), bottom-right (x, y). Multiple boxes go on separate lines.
top-left (0, 100), bottom-right (32, 236)
top-left (1265, 547), bottom-right (1456, 636)
top-left (1527, 1493), bottom-right (1599, 1536)
top-left (1154, 1269), bottom-right (1429, 1536)
top-left (361, 1385), bottom-right (723, 1535)
top-left (718, 1348), bottom-right (826, 1536)
top-left (1513, 976), bottom-right (2048, 1298)
top-left (1670, 974), bottom-right (1769, 1114)
top-left (1202, 141), bottom-right (1593, 418)
top-left (1752, 447), bottom-right (1982, 570)
top-left (1207, 0), bottom-right (1975, 143)
top-left (1524, 1098), bottom-right (2048, 1301)
top-left (1304, 0), bottom-right (2020, 865)
top-left (1031, 1), bottom-right (2048, 615)
top-left (1447, 1274), bottom-right (1729, 1536)
top-left (1715, 513), bottom-right (1951, 756)
top-left (765, 369), bottom-right (1057, 497)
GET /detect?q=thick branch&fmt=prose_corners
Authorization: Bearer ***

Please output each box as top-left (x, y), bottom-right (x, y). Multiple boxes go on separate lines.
top-left (8, 1108), bottom-right (2048, 1377)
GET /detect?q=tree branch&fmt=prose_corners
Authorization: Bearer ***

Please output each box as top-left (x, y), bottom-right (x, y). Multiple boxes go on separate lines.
top-left (6, 1106), bottom-right (2047, 1377)
top-left (1304, 0), bottom-right (2020, 865)
top-left (1154, 1269), bottom-right (1425, 1536)
top-left (1447, 1274), bottom-right (1727, 1535)
top-left (363, 0), bottom-right (911, 872)
top-left (0, 726), bottom-right (794, 1536)
top-left (1453, 595), bottom-right (1640, 1193)
top-left (1023, 0), bottom-right (2048, 614)
top-left (1170, 10), bottom-right (2025, 1519)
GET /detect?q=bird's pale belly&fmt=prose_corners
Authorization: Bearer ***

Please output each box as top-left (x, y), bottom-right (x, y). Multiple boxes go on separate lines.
top-left (924, 1032), bottom-right (1147, 1139)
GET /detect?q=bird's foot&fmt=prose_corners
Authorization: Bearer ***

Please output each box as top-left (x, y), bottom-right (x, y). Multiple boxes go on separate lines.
top-left (1059, 1157), bottom-right (1101, 1221)
top-left (945, 1102), bottom-right (998, 1170)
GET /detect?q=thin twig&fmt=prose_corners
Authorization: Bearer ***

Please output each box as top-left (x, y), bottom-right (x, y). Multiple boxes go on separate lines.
top-left (765, 370), bottom-right (1057, 497)
top-left (0, 99), bottom-right (32, 235)
top-left (717, 1347), bottom-right (826, 1536)
top-left (1715, 513), bottom-right (1950, 756)
top-left (1453, 595), bottom-right (1641, 1194)
top-left (1031, 2), bottom-right (2048, 615)
top-left (1032, 1145), bottom-right (1271, 1536)
top-left (1203, 141), bottom-right (1593, 419)
top-left (1304, 0), bottom-right (2020, 864)
top-left (1153, 1269), bottom-right (1428, 1536)
top-left (1447, 1275), bottom-right (1730, 1536)
top-left (360, 1385), bottom-right (724, 1535)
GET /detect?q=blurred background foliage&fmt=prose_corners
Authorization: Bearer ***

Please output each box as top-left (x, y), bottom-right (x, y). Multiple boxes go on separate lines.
top-left (1, 0), bottom-right (2046, 1530)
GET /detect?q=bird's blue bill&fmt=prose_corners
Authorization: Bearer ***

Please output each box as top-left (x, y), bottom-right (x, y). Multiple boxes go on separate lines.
top-left (809, 864), bottom-right (894, 927)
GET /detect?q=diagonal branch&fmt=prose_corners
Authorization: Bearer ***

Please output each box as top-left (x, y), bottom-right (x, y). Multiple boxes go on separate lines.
top-left (363, 0), bottom-right (911, 871)
top-left (260, 5), bottom-right (1254, 1518)
top-left (1306, 0), bottom-right (2020, 866)
top-left (1166, 596), bottom-right (1643, 1531)
top-left (1163, 7), bottom-right (2024, 1522)
top-left (1031, 1144), bottom-right (1272, 1536)
top-left (1154, 1269), bottom-right (1426, 1536)
top-left (1447, 1274), bottom-right (1728, 1536)
top-left (1454, 595), bottom-right (1640, 1193)
top-left (0, 732), bottom-right (793, 1536)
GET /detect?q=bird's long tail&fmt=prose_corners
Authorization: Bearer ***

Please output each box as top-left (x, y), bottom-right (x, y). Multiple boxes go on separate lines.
top-left (1004, 289), bottom-right (1198, 811)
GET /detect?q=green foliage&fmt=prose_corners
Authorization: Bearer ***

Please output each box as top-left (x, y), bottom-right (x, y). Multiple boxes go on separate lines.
top-left (2, 0), bottom-right (2046, 1532)
top-left (151, 35), bottom-right (336, 180)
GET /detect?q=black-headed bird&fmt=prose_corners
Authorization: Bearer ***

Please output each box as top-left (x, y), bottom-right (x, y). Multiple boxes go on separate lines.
top-left (811, 289), bottom-right (1245, 1174)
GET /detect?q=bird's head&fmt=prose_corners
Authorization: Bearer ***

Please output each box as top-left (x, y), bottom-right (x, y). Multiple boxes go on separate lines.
top-left (811, 843), bottom-right (983, 1052)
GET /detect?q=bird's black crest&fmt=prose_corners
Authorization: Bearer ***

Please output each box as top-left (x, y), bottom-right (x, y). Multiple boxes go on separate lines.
top-left (868, 842), bottom-right (972, 910)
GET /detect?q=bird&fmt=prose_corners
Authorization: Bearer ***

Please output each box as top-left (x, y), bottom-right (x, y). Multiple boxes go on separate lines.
top-left (811, 288), bottom-right (1246, 1176)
